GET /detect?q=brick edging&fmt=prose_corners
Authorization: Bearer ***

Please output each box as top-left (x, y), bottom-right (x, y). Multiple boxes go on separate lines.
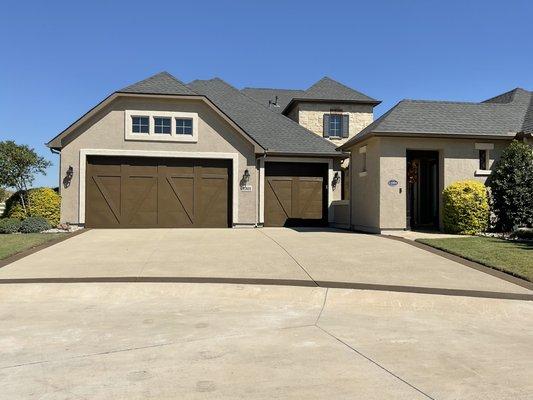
top-left (382, 235), bottom-right (533, 291)
top-left (0, 229), bottom-right (89, 269)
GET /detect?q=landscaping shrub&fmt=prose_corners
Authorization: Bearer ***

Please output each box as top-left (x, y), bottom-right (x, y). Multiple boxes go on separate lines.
top-left (19, 216), bottom-right (51, 233)
top-left (442, 180), bottom-right (489, 234)
top-left (4, 187), bottom-right (60, 226)
top-left (511, 227), bottom-right (533, 240)
top-left (0, 218), bottom-right (22, 234)
top-left (487, 140), bottom-right (533, 231)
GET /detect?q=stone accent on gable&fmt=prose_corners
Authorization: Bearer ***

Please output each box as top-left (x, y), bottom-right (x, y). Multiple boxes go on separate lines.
top-left (287, 102), bottom-right (374, 146)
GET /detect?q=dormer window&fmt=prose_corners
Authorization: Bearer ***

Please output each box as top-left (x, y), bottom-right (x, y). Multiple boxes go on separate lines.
top-left (323, 112), bottom-right (349, 139)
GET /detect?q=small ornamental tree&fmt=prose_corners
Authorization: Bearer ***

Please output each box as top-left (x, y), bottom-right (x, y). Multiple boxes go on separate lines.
top-left (0, 141), bottom-right (52, 216)
top-left (442, 180), bottom-right (489, 234)
top-left (487, 140), bottom-right (533, 231)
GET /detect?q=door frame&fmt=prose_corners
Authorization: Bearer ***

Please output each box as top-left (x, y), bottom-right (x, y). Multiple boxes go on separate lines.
top-left (79, 149), bottom-right (239, 225)
top-left (259, 157), bottom-right (334, 225)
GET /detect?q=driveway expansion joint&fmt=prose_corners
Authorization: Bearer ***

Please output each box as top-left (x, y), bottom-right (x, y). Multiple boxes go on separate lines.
top-left (257, 229), bottom-right (319, 286)
top-left (314, 324), bottom-right (436, 400)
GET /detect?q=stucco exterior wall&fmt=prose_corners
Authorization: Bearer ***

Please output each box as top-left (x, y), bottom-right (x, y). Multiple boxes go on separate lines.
top-left (290, 102), bottom-right (374, 146)
top-left (347, 135), bottom-right (511, 233)
top-left (349, 137), bottom-right (381, 232)
top-left (59, 96), bottom-right (258, 225)
top-left (378, 136), bottom-right (509, 231)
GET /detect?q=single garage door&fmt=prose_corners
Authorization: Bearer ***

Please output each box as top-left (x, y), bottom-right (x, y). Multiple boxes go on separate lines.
top-left (264, 162), bottom-right (327, 227)
top-left (86, 156), bottom-right (231, 228)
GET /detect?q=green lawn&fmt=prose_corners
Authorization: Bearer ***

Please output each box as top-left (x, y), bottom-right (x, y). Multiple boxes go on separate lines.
top-left (417, 236), bottom-right (533, 282)
top-left (0, 233), bottom-right (69, 260)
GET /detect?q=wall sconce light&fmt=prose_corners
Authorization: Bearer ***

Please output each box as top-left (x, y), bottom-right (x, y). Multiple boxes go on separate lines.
top-left (63, 166), bottom-right (74, 189)
top-left (243, 169), bottom-right (250, 185)
top-left (332, 172), bottom-right (340, 189)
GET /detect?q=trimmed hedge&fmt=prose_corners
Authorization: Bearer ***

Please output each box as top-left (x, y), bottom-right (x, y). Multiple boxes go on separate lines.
top-left (4, 188), bottom-right (60, 226)
top-left (443, 180), bottom-right (489, 235)
top-left (0, 218), bottom-right (22, 234)
top-left (487, 140), bottom-right (533, 231)
top-left (19, 216), bottom-right (51, 233)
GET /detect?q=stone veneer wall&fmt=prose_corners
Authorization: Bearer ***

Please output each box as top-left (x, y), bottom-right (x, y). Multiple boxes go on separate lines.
top-left (288, 102), bottom-right (374, 146)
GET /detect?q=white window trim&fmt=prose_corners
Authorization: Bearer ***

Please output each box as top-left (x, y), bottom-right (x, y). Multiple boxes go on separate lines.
top-left (475, 143), bottom-right (493, 173)
top-left (78, 149), bottom-right (239, 225)
top-left (125, 110), bottom-right (199, 142)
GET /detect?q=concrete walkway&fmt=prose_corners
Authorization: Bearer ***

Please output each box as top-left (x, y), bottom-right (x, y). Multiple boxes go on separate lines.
top-left (1, 283), bottom-right (531, 399)
top-left (0, 228), bottom-right (528, 296)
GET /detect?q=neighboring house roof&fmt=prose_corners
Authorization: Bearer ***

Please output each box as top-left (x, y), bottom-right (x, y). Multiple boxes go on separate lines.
top-left (341, 88), bottom-right (533, 149)
top-left (188, 78), bottom-right (340, 156)
top-left (48, 72), bottom-right (342, 157)
top-left (243, 77), bottom-right (380, 114)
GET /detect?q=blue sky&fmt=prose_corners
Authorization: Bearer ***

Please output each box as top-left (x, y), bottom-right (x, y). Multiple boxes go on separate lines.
top-left (1, 0), bottom-right (532, 188)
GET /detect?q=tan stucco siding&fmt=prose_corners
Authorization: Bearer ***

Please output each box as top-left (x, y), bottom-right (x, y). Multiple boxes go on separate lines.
top-left (378, 136), bottom-right (510, 230)
top-left (349, 137), bottom-right (381, 232)
top-left (293, 102), bottom-right (374, 146)
top-left (59, 96), bottom-right (258, 225)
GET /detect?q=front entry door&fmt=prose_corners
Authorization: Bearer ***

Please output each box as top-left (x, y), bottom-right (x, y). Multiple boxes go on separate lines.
top-left (406, 151), bottom-right (439, 230)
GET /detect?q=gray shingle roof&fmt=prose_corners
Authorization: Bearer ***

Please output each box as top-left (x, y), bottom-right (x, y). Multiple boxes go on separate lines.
top-left (240, 88), bottom-right (305, 113)
top-left (300, 77), bottom-right (379, 103)
top-left (341, 88), bottom-right (533, 148)
top-left (242, 77), bottom-right (380, 112)
top-left (119, 71), bottom-right (197, 95)
top-left (521, 95), bottom-right (533, 134)
top-left (188, 78), bottom-right (340, 155)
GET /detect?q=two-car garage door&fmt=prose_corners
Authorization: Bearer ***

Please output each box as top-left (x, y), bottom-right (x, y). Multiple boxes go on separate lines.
top-left (85, 156), bottom-right (231, 228)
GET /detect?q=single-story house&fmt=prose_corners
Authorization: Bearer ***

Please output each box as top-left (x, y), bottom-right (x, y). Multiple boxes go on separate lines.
top-left (47, 72), bottom-right (379, 228)
top-left (47, 72), bottom-right (532, 232)
top-left (340, 87), bottom-right (533, 233)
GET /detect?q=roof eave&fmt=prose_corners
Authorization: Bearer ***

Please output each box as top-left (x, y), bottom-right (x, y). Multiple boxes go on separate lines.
top-left (341, 131), bottom-right (518, 149)
top-left (47, 92), bottom-right (265, 152)
top-left (282, 98), bottom-right (381, 114)
top-left (264, 150), bottom-right (347, 159)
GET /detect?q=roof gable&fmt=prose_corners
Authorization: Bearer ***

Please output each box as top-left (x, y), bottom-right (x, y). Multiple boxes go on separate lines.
top-left (243, 77), bottom-right (380, 112)
top-left (301, 77), bottom-right (379, 103)
top-left (119, 72), bottom-right (197, 95)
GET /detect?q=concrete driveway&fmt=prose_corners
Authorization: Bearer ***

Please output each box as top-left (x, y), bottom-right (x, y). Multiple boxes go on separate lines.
top-left (1, 228), bottom-right (532, 399)
top-left (0, 228), bottom-right (529, 295)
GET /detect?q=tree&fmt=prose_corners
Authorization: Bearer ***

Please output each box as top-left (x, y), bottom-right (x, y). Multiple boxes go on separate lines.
top-left (0, 141), bottom-right (52, 216)
top-left (487, 140), bottom-right (533, 231)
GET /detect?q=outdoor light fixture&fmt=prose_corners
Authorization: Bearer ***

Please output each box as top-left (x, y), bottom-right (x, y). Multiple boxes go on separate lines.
top-left (243, 169), bottom-right (250, 185)
top-left (332, 172), bottom-right (340, 189)
top-left (63, 166), bottom-right (74, 188)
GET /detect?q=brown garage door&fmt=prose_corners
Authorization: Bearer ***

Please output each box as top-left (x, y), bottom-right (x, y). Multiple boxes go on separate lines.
top-left (264, 162), bottom-right (327, 227)
top-left (86, 156), bottom-right (231, 228)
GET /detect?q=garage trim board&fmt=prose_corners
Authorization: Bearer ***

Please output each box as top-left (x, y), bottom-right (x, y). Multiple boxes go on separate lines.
top-left (79, 149), bottom-right (239, 225)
